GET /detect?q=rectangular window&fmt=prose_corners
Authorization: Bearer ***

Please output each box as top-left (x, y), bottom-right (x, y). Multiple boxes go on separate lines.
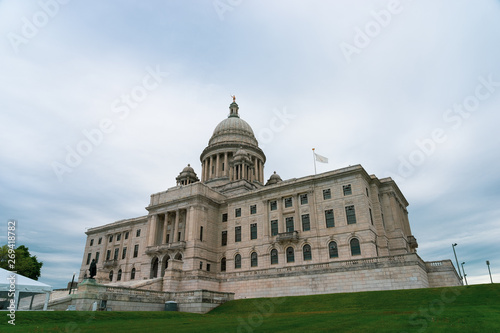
top-left (222, 213), bottom-right (228, 222)
top-left (98, 237), bottom-right (102, 245)
top-left (271, 220), bottom-right (278, 236)
top-left (325, 209), bottom-right (335, 228)
top-left (206, 263), bottom-right (211, 272)
top-left (117, 233), bottom-right (121, 241)
top-left (250, 223), bottom-right (257, 240)
top-left (200, 226), bottom-right (203, 241)
top-left (109, 235), bottom-right (113, 242)
top-left (286, 217), bottom-right (294, 232)
top-left (235, 208), bottom-right (241, 218)
top-left (366, 188), bottom-right (369, 197)
top-left (284, 197), bottom-right (293, 208)
top-left (166, 234), bottom-right (170, 243)
top-left (86, 253), bottom-right (92, 265)
top-left (323, 189), bottom-right (331, 200)
top-left (235, 226), bottom-right (241, 242)
top-left (270, 200), bottom-right (277, 211)
top-left (136, 229), bottom-right (141, 237)
top-left (346, 205), bottom-right (357, 224)
top-left (301, 214), bottom-right (310, 231)
top-left (178, 232), bottom-right (181, 242)
top-left (114, 248), bottom-right (119, 260)
top-left (200, 261), bottom-right (203, 270)
top-left (343, 184), bottom-right (352, 196)
top-left (369, 208), bottom-right (374, 225)
top-left (222, 231), bottom-right (227, 246)
top-left (133, 244), bottom-right (139, 258)
top-left (106, 250), bottom-right (111, 260)
top-left (95, 252), bottom-right (100, 263)
top-left (300, 194), bottom-right (308, 205)
top-left (90, 239), bottom-right (94, 246)
top-left (122, 247), bottom-right (127, 260)
top-left (125, 232), bottom-right (129, 240)
top-left (250, 205), bottom-right (257, 215)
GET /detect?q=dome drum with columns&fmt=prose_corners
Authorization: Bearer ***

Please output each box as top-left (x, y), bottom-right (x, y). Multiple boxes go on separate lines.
top-left (199, 99), bottom-right (266, 188)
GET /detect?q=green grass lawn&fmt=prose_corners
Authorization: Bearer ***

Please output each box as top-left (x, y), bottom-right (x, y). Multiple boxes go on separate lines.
top-left (1, 284), bottom-right (499, 332)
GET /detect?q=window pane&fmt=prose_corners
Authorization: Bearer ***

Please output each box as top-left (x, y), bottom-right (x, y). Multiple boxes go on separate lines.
top-left (346, 205), bottom-right (357, 224)
top-left (300, 194), bottom-right (308, 205)
top-left (222, 213), bottom-right (228, 222)
top-left (270, 201), bottom-right (277, 211)
top-left (251, 223), bottom-right (257, 240)
top-left (350, 238), bottom-right (361, 256)
top-left (250, 205), bottom-right (257, 214)
top-left (323, 189), bottom-right (331, 200)
top-left (235, 226), bottom-right (241, 242)
top-left (271, 249), bottom-right (278, 264)
top-left (286, 247), bottom-right (295, 263)
top-left (251, 252), bottom-right (258, 267)
top-left (285, 197), bottom-right (293, 208)
top-left (303, 244), bottom-right (312, 261)
top-left (222, 231), bottom-right (227, 246)
top-left (221, 258), bottom-right (226, 272)
top-left (325, 209), bottom-right (335, 228)
top-left (343, 184), bottom-right (352, 196)
top-left (235, 208), bottom-right (241, 217)
top-left (286, 217), bottom-right (294, 232)
top-left (235, 254), bottom-right (241, 269)
top-left (302, 214), bottom-right (310, 231)
top-left (329, 241), bottom-right (338, 258)
top-left (271, 220), bottom-right (278, 236)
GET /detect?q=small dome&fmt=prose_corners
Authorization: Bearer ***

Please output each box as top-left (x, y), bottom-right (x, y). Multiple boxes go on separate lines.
top-left (266, 171), bottom-right (282, 186)
top-left (176, 164), bottom-right (199, 186)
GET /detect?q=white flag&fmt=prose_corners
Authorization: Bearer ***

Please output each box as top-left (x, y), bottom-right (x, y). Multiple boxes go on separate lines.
top-left (315, 153), bottom-right (328, 163)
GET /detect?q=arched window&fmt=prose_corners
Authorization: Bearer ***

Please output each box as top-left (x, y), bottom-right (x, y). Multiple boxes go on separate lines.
top-left (221, 257), bottom-right (226, 272)
top-left (117, 269), bottom-right (122, 281)
top-left (151, 257), bottom-right (159, 278)
top-left (131, 268), bottom-right (136, 280)
top-left (303, 244), bottom-right (312, 261)
top-left (235, 254), bottom-right (241, 269)
top-left (286, 247), bottom-right (295, 263)
top-left (329, 241), bottom-right (338, 258)
top-left (175, 253), bottom-right (183, 261)
top-left (350, 238), bottom-right (361, 256)
top-left (251, 252), bottom-right (258, 267)
top-left (270, 249), bottom-right (278, 265)
top-left (109, 270), bottom-right (113, 281)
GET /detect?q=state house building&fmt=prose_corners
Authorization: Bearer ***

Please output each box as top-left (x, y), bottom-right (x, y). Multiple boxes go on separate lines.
top-left (79, 99), bottom-right (461, 300)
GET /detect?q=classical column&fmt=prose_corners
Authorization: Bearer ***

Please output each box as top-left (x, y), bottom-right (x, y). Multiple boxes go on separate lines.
top-left (229, 164), bottom-right (233, 181)
top-left (162, 214), bottom-right (168, 244)
top-left (173, 210), bottom-right (180, 242)
top-left (216, 153), bottom-right (220, 178)
top-left (148, 214), bottom-right (157, 246)
top-left (224, 152), bottom-right (228, 177)
top-left (201, 160), bottom-right (206, 182)
top-left (278, 197), bottom-right (284, 233)
top-left (185, 207), bottom-right (193, 241)
top-left (242, 163), bottom-right (246, 180)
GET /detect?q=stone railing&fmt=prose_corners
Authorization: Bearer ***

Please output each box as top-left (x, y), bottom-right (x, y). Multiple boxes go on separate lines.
top-left (103, 259), bottom-right (118, 268)
top-left (276, 231), bottom-right (299, 243)
top-left (146, 242), bottom-right (186, 255)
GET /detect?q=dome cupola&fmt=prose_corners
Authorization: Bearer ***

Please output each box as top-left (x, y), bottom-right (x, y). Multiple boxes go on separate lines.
top-left (200, 97), bottom-right (266, 187)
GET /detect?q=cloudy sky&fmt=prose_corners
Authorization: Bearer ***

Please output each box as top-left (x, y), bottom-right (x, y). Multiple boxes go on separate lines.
top-left (0, 0), bottom-right (499, 288)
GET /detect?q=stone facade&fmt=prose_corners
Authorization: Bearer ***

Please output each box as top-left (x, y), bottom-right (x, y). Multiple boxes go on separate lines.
top-left (78, 100), bottom-right (461, 310)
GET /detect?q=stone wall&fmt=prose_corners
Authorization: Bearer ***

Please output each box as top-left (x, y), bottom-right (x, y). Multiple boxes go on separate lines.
top-left (426, 260), bottom-right (463, 287)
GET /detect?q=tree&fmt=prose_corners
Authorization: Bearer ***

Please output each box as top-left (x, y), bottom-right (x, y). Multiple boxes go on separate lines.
top-left (0, 245), bottom-right (43, 280)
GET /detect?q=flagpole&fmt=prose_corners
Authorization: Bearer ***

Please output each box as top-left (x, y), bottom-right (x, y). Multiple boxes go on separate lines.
top-left (312, 148), bottom-right (317, 175)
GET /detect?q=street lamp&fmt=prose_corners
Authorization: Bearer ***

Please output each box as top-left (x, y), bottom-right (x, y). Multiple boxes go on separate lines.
top-left (69, 272), bottom-right (76, 295)
top-left (486, 261), bottom-right (493, 283)
top-left (452, 243), bottom-right (463, 280)
top-left (461, 262), bottom-right (468, 286)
